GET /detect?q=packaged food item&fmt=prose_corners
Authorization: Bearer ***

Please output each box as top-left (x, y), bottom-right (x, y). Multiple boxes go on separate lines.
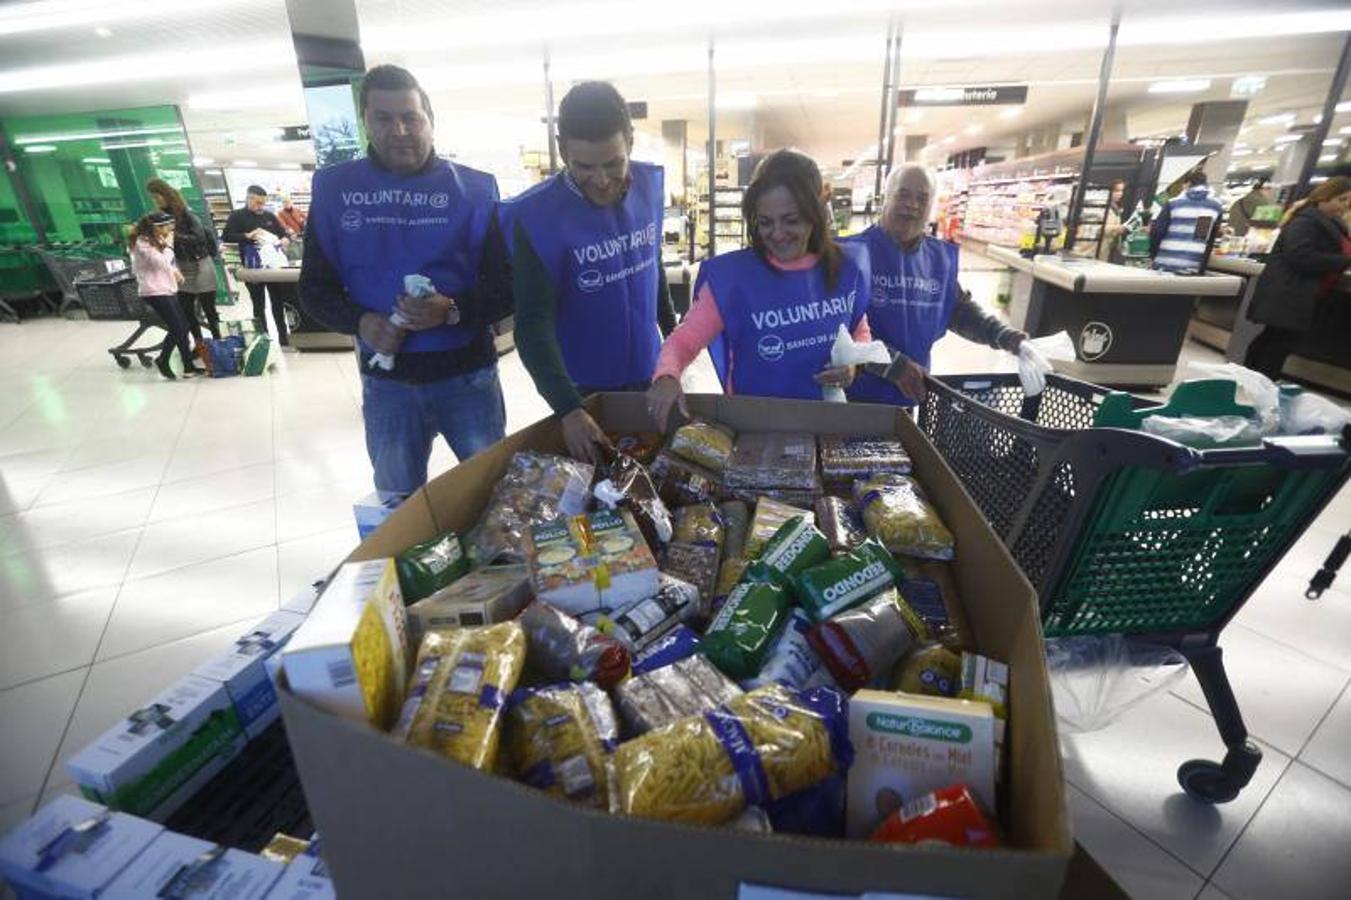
top-left (818, 435), bottom-right (912, 485)
top-left (727, 486), bottom-right (824, 509)
top-left (846, 691), bottom-right (996, 837)
top-left (631, 624), bottom-right (701, 675)
top-left (892, 643), bottom-right (963, 698)
top-left (193, 610), bottom-right (306, 739)
top-left (960, 652), bottom-right (1010, 778)
top-left (649, 451), bottom-right (722, 507)
top-left (713, 557), bottom-right (749, 610)
top-left (869, 783), bottom-right (999, 848)
top-left (765, 773), bottom-right (846, 838)
top-left (259, 834), bottom-right (310, 864)
top-left (393, 622), bottom-right (527, 771)
top-left (807, 589), bottom-right (927, 692)
top-left (743, 497), bottom-right (814, 560)
top-left (519, 601), bottom-right (630, 690)
top-left (718, 500), bottom-right (751, 560)
top-left (613, 684), bottom-right (852, 825)
top-left (899, 577), bottom-right (949, 630)
top-left (815, 496), bottom-right (867, 553)
top-left (596, 574), bottom-right (701, 653)
top-left (725, 432), bottom-right (819, 490)
top-left (730, 806), bottom-right (773, 833)
top-left (281, 559), bottom-right (410, 731)
top-left (791, 538), bottom-right (907, 622)
top-left (614, 655), bottom-right (743, 735)
top-left (467, 452), bottom-right (594, 564)
top-left (854, 473), bottom-right (956, 560)
top-left (668, 419), bottom-right (736, 472)
top-left (609, 431), bottom-right (663, 464)
top-left (743, 610), bottom-right (830, 691)
top-left (700, 581), bottom-right (792, 680)
top-left (659, 541), bottom-right (718, 615)
top-left (672, 501), bottom-right (725, 552)
top-left (506, 682), bottom-right (619, 809)
top-left (405, 565), bottom-right (532, 647)
top-left (593, 445), bottom-right (674, 553)
top-left (101, 832), bottom-right (283, 900)
top-left (395, 530), bottom-right (470, 602)
top-left (528, 509), bottom-right (660, 617)
top-left (743, 516), bottom-right (831, 585)
top-left (266, 847), bottom-right (334, 900)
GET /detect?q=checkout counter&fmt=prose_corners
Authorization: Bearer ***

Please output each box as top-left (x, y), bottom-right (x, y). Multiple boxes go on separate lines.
top-left (232, 265), bottom-right (353, 352)
top-left (987, 245), bottom-right (1243, 387)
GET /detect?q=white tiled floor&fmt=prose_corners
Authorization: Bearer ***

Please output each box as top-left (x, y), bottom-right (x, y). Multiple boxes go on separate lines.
top-left (0, 275), bottom-right (1348, 900)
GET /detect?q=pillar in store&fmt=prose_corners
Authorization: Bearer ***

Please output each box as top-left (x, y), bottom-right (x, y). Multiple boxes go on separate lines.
top-left (1274, 136), bottom-right (1316, 186)
top-left (1184, 100), bottom-right (1247, 183)
top-left (904, 135), bottom-right (927, 163)
top-left (101, 116), bottom-right (158, 222)
top-left (284, 0), bottom-right (365, 169)
top-left (25, 157), bottom-right (81, 241)
top-left (1099, 107), bottom-right (1128, 143)
top-left (662, 120), bottom-right (687, 204)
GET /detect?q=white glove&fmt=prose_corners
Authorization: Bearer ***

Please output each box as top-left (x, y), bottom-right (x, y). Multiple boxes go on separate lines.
top-left (1015, 331), bottom-right (1075, 397)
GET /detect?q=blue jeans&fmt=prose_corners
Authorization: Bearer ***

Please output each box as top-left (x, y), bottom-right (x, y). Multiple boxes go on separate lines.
top-left (361, 364), bottom-right (506, 495)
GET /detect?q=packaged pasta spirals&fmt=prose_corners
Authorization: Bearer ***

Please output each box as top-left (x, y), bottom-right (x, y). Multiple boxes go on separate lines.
top-left (668, 420), bottom-right (737, 473)
top-left (505, 682), bottom-right (619, 809)
top-left (393, 622), bottom-right (527, 771)
top-left (853, 473), bottom-right (956, 561)
top-left (613, 684), bottom-right (852, 825)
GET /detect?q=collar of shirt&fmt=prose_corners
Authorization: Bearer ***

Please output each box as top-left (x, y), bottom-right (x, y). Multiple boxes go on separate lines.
top-left (365, 143), bottom-right (441, 177)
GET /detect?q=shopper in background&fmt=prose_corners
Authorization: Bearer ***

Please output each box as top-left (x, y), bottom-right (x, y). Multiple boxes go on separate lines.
top-left (1243, 176), bottom-right (1351, 379)
top-left (127, 212), bottom-right (202, 380)
top-left (502, 80), bottom-right (676, 463)
top-left (300, 64), bottom-right (509, 495)
top-left (276, 195), bottom-right (307, 235)
top-left (1097, 180), bottom-right (1126, 262)
top-left (146, 178), bottom-right (221, 349)
top-left (646, 149), bottom-right (868, 426)
top-left (222, 185), bottom-right (293, 346)
top-left (842, 163), bottom-right (1027, 405)
top-left (1228, 177), bottom-right (1273, 237)
top-left (1149, 169), bottom-right (1224, 274)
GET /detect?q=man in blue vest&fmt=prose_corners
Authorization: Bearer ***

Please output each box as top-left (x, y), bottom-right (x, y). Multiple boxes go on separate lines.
top-left (503, 81), bottom-right (675, 462)
top-left (300, 65), bottom-right (509, 494)
top-left (1150, 168), bottom-right (1224, 274)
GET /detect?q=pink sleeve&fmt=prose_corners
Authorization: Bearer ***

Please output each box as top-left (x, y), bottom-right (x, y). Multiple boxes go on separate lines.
top-left (852, 314), bottom-right (872, 343)
top-left (653, 282), bottom-right (725, 382)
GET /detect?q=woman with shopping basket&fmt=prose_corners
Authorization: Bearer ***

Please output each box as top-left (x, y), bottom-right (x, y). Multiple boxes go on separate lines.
top-left (127, 212), bottom-right (204, 380)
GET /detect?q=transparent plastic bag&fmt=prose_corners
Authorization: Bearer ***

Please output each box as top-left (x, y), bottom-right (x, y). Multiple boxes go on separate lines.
top-left (1280, 391), bottom-right (1351, 436)
top-left (467, 452), bottom-right (594, 565)
top-left (1141, 414), bottom-right (1262, 446)
top-left (1185, 361), bottom-right (1280, 434)
top-left (506, 682), bottom-right (619, 809)
top-left (1045, 635), bottom-right (1188, 733)
top-left (823, 325), bottom-right (893, 403)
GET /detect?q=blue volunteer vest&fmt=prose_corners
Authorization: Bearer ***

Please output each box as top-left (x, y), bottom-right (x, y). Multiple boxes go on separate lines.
top-left (844, 226), bottom-right (960, 406)
top-left (309, 155), bottom-right (499, 353)
top-left (501, 162), bottom-right (664, 388)
top-left (700, 246), bottom-right (870, 400)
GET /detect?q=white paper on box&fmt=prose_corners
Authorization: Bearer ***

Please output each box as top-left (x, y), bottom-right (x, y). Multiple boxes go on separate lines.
top-left (194, 611), bottom-right (306, 739)
top-left (845, 690), bottom-right (996, 838)
top-left (102, 831), bottom-right (284, 900)
top-left (264, 852), bottom-right (335, 900)
top-left (0, 795), bottom-right (163, 900)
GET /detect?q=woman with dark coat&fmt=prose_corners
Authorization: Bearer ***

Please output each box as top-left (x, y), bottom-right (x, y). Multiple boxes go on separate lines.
top-left (1244, 176), bottom-right (1351, 379)
top-left (147, 178), bottom-right (222, 348)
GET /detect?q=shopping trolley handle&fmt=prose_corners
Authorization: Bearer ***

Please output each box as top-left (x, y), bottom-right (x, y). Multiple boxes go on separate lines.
top-left (1196, 434), bottom-right (1349, 469)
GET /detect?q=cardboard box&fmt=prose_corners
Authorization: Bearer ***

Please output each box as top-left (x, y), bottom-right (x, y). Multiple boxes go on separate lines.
top-left (0, 795), bottom-right (163, 899)
top-left (353, 491), bottom-right (407, 540)
top-left (281, 578), bottom-right (327, 616)
top-left (194, 611), bottom-right (306, 739)
top-left (281, 559), bottom-right (409, 731)
top-left (278, 393), bottom-right (1072, 899)
top-left (101, 831), bottom-right (284, 899)
top-left (405, 564), bottom-right (532, 647)
top-left (265, 851), bottom-right (335, 899)
top-left (66, 675), bottom-right (246, 820)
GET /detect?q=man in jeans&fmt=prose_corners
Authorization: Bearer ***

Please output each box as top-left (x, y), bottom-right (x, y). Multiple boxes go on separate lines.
top-left (300, 64), bottom-right (509, 494)
top-left (222, 185), bottom-right (293, 345)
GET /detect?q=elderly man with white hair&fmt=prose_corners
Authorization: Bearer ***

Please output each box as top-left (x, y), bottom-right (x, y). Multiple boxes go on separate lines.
top-left (845, 164), bottom-right (1028, 404)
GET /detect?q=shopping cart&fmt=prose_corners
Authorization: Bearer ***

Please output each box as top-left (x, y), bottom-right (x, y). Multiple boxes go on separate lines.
top-left (76, 271), bottom-right (169, 369)
top-left (36, 245), bottom-right (128, 315)
top-left (918, 372), bottom-right (1351, 803)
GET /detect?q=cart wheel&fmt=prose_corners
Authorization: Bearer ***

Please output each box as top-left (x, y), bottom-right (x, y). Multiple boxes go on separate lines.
top-left (1178, 759), bottom-right (1241, 804)
top-left (115, 355), bottom-right (131, 369)
top-left (139, 356), bottom-right (153, 369)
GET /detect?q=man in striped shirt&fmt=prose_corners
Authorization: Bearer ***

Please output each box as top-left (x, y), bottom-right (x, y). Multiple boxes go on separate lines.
top-left (1149, 169), bottom-right (1224, 274)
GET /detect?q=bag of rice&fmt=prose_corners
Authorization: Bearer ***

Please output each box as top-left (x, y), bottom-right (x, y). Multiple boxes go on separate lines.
top-left (743, 497), bottom-right (814, 561)
top-left (854, 473), bottom-right (955, 561)
top-left (791, 538), bottom-right (907, 622)
top-left (814, 496), bottom-right (867, 554)
top-left (614, 655), bottom-right (743, 735)
top-left (649, 452), bottom-right (723, 508)
top-left (725, 432), bottom-right (818, 490)
top-left (700, 581), bottom-right (791, 681)
top-left (668, 420), bottom-right (736, 473)
top-left (506, 682), bottom-right (619, 809)
top-left (742, 516), bottom-right (831, 586)
top-left (818, 435), bottom-right (911, 486)
top-left (395, 530), bottom-right (470, 603)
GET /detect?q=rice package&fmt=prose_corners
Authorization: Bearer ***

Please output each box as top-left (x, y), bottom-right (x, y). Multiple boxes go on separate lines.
top-left (725, 432), bottom-right (818, 490)
top-left (815, 496), bottom-right (867, 553)
top-left (649, 452), bottom-right (722, 507)
top-left (714, 558), bottom-right (749, 605)
top-left (528, 509), bottom-right (660, 617)
top-left (519, 601), bottom-right (630, 690)
top-left (672, 502), bottom-right (725, 553)
top-left (807, 589), bottom-right (927, 692)
top-left (660, 541), bottom-right (719, 615)
top-left (744, 497), bottom-right (814, 560)
top-left (791, 538), bottom-right (907, 622)
top-left (468, 452), bottom-right (593, 565)
top-left (596, 574), bottom-right (701, 653)
top-left (393, 622), bottom-right (526, 771)
top-left (743, 516), bottom-right (831, 585)
top-left (700, 581), bottom-right (792, 681)
top-left (727, 486), bottom-right (824, 510)
top-left (614, 655), bottom-right (743, 735)
top-left (613, 684), bottom-right (852, 825)
top-left (854, 473), bottom-right (956, 561)
top-left (506, 682), bottom-right (619, 808)
top-left (818, 435), bottom-right (912, 485)
top-left (668, 420), bottom-right (736, 472)
top-left (744, 610), bottom-right (830, 691)
top-left (406, 565), bottom-right (532, 647)
top-left (395, 530), bottom-right (470, 602)
top-left (718, 500), bottom-right (750, 559)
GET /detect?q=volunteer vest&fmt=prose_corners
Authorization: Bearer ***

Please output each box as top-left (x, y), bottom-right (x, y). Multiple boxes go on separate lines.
top-left (501, 162), bottom-right (664, 388)
top-left (1154, 187), bottom-right (1223, 274)
top-left (701, 247), bottom-right (869, 400)
top-left (844, 227), bottom-right (960, 406)
top-left (309, 155), bottom-right (498, 353)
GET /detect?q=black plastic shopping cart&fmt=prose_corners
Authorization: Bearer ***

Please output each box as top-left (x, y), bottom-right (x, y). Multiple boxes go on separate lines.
top-left (919, 372), bottom-right (1351, 803)
top-left (37, 245), bottom-right (129, 316)
top-left (76, 271), bottom-right (169, 369)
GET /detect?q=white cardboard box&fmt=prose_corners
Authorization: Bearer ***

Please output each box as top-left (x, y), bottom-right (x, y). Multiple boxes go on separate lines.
top-left (353, 491), bottom-right (406, 540)
top-left (194, 611), bottom-right (306, 739)
top-left (405, 564), bottom-right (531, 647)
top-left (0, 795), bottom-right (163, 899)
top-left (264, 851), bottom-right (335, 900)
top-left (65, 675), bottom-right (246, 821)
top-left (101, 831), bottom-right (284, 900)
top-left (281, 579), bottom-right (327, 616)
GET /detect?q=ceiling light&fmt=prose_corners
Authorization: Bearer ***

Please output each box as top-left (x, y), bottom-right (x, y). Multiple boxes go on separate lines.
top-left (278, 162), bottom-right (301, 170)
top-left (102, 138), bottom-right (187, 150)
top-left (1339, 101), bottom-right (1351, 113)
top-left (232, 160), bottom-right (259, 168)
top-left (999, 108), bottom-right (1023, 120)
top-left (14, 125), bottom-right (180, 145)
top-left (0, 42), bottom-right (294, 94)
top-left (1148, 79), bottom-right (1211, 94)
top-left (1341, 126), bottom-right (1351, 136)
top-left (1323, 139), bottom-right (1343, 148)
top-left (1257, 113), bottom-right (1296, 126)
top-left (0, 0), bottom-right (251, 38)
top-left (23, 144), bottom-right (57, 153)
top-left (82, 156), bottom-right (111, 164)
top-left (941, 136), bottom-right (955, 144)
top-left (193, 157), bottom-right (215, 166)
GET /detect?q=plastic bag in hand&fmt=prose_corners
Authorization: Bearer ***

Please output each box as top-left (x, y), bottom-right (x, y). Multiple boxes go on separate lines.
top-left (823, 325), bottom-right (893, 403)
top-left (1045, 635), bottom-right (1187, 733)
top-left (371, 273), bottom-right (427, 371)
top-left (1016, 331), bottom-right (1075, 397)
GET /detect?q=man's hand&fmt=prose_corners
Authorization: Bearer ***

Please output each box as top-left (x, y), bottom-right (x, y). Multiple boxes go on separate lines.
top-left (396, 292), bottom-right (460, 331)
top-left (896, 360), bottom-right (928, 401)
top-left (813, 365), bottom-right (857, 388)
top-left (999, 330), bottom-right (1029, 353)
top-left (358, 311), bottom-right (404, 355)
top-left (646, 375), bottom-right (689, 432)
top-left (561, 408), bottom-right (609, 464)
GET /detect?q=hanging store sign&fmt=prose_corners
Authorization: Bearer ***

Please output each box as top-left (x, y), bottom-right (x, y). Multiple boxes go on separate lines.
top-left (898, 85), bottom-right (1028, 107)
top-left (281, 125), bottom-right (312, 141)
top-left (627, 101), bottom-right (648, 120)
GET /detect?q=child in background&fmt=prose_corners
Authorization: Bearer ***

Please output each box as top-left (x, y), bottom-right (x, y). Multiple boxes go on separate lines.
top-left (128, 212), bottom-right (203, 380)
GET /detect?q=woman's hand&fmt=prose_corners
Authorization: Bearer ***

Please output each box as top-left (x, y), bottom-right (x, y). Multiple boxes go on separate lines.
top-left (646, 375), bottom-right (688, 431)
top-left (813, 365), bottom-right (857, 388)
top-left (561, 408), bottom-right (609, 464)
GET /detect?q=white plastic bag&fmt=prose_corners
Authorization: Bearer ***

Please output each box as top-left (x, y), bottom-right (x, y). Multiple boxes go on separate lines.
top-left (1045, 635), bottom-right (1188, 733)
top-left (254, 234), bottom-right (289, 269)
top-left (823, 324), bottom-right (893, 403)
top-left (369, 274), bottom-right (426, 371)
top-left (1184, 361), bottom-right (1280, 435)
top-left (1017, 331), bottom-right (1075, 397)
top-left (1141, 414), bottom-right (1263, 446)
top-left (1280, 391), bottom-right (1351, 436)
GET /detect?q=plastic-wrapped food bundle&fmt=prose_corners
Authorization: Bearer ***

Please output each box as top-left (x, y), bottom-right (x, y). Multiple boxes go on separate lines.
top-left (815, 497), bottom-right (867, 554)
top-left (713, 558), bottom-right (749, 609)
top-left (727, 486), bottom-right (824, 509)
top-left (853, 473), bottom-right (956, 560)
top-left (818, 436), bottom-right (912, 485)
top-left (791, 538), bottom-right (907, 622)
top-left (892, 643), bottom-right (963, 697)
top-left (632, 625), bottom-right (701, 675)
top-left (718, 500), bottom-right (750, 560)
top-left (608, 432), bottom-right (664, 464)
top-left (506, 682), bottom-right (619, 808)
top-left (807, 589), bottom-right (927, 692)
top-left (467, 453), bottom-right (594, 565)
top-left (649, 452), bottom-right (722, 508)
top-left (725, 432), bottom-right (818, 490)
top-left (395, 530), bottom-right (470, 602)
top-left (519, 601), bottom-right (630, 689)
top-left (393, 622), bottom-right (527, 770)
top-left (660, 542), bottom-right (719, 616)
top-left (668, 420), bottom-right (737, 473)
top-left (614, 655), bottom-right (743, 735)
top-left (596, 574), bottom-right (701, 653)
top-left (743, 610), bottom-right (831, 691)
top-left (613, 684), bottom-right (852, 825)
top-left (593, 447), bottom-right (674, 553)
top-left (672, 502), bottom-right (725, 553)
top-left (743, 516), bottom-right (831, 586)
top-left (743, 497), bottom-right (814, 560)
top-left (701, 581), bottom-right (792, 680)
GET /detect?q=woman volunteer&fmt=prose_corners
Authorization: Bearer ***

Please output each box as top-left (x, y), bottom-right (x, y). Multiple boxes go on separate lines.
top-left (646, 149), bottom-right (869, 426)
top-left (845, 164), bottom-right (1028, 404)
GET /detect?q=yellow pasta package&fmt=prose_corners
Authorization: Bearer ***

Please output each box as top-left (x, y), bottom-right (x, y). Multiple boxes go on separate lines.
top-left (612, 684), bottom-right (852, 825)
top-left (505, 682), bottom-right (620, 809)
top-left (393, 622), bottom-right (526, 771)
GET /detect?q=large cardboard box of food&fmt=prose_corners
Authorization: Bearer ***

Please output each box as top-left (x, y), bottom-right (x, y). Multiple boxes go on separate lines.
top-left (278, 393), bottom-right (1072, 899)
